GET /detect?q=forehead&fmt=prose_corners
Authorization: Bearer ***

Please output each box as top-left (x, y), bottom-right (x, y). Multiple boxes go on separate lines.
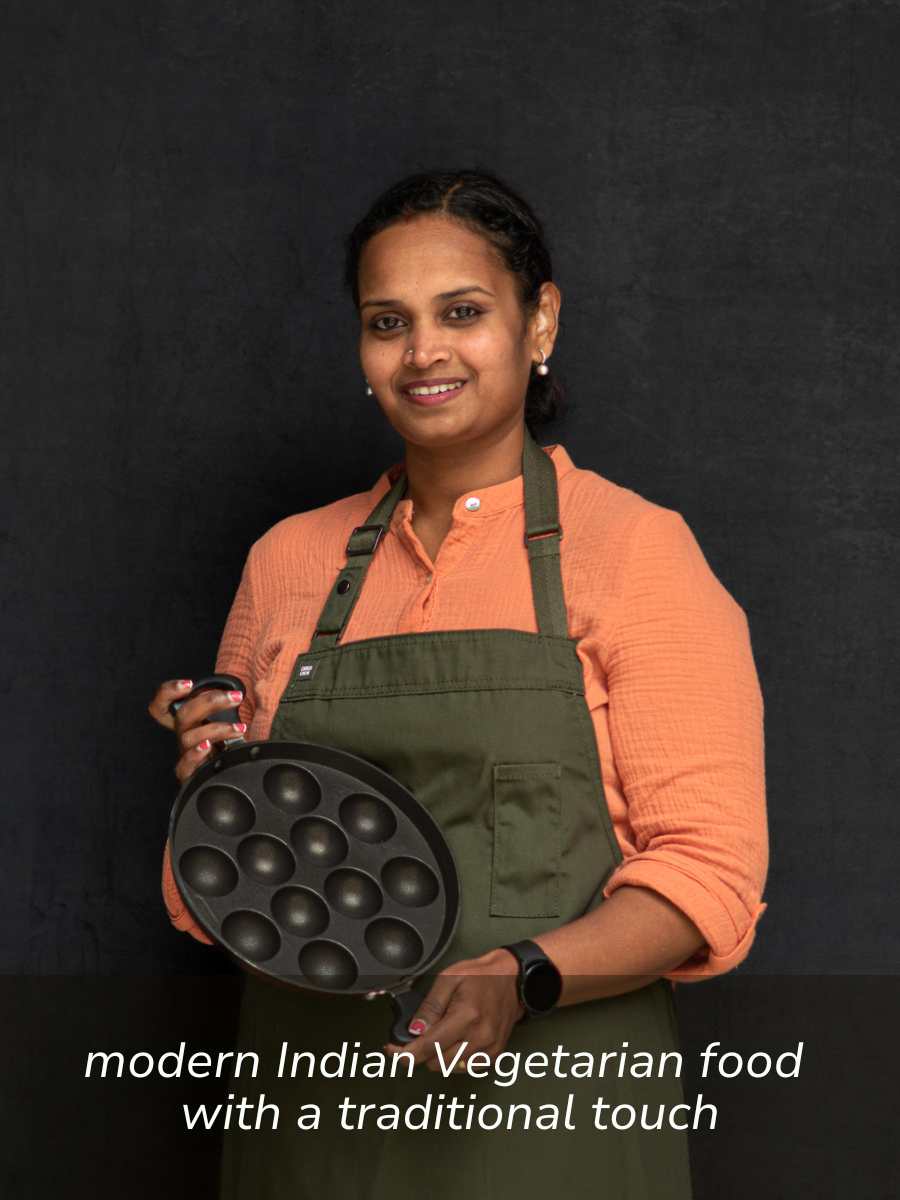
top-left (358, 214), bottom-right (510, 299)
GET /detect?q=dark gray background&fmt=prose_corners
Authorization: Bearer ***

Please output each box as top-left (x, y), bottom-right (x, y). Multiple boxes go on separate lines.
top-left (2, 2), bottom-right (897, 1196)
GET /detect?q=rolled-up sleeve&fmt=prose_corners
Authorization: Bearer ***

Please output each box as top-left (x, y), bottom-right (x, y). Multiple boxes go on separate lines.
top-left (600, 507), bottom-right (769, 982)
top-left (161, 547), bottom-right (261, 946)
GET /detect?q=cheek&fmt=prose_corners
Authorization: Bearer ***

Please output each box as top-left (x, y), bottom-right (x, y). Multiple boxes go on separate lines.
top-left (360, 341), bottom-right (395, 380)
top-left (460, 326), bottom-right (520, 375)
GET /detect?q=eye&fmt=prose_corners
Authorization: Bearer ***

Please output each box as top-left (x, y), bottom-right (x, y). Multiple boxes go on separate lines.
top-left (370, 314), bottom-right (404, 332)
top-left (368, 304), bottom-right (483, 333)
top-left (448, 303), bottom-right (480, 320)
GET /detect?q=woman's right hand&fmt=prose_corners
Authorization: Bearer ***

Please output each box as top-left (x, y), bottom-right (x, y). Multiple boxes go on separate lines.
top-left (147, 679), bottom-right (248, 783)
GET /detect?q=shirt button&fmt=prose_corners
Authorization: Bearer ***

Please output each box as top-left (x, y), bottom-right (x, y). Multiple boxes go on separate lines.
top-left (464, 497), bottom-right (481, 512)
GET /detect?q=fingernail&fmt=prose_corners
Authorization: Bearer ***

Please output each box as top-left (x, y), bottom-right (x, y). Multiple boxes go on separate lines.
top-left (227, 691), bottom-right (243, 702)
top-left (177, 679), bottom-right (193, 690)
top-left (408, 1019), bottom-right (427, 1035)
top-left (197, 739), bottom-right (211, 753)
top-left (233, 722), bottom-right (247, 733)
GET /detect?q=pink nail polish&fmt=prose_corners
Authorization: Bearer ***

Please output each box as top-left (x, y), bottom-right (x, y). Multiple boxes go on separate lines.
top-left (408, 1019), bottom-right (427, 1035)
top-left (233, 723), bottom-right (247, 733)
top-left (177, 679), bottom-right (193, 690)
top-left (227, 691), bottom-right (243, 703)
top-left (197, 739), bottom-right (211, 753)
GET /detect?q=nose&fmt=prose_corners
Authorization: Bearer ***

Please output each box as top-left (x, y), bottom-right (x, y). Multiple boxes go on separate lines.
top-left (405, 337), bottom-right (451, 368)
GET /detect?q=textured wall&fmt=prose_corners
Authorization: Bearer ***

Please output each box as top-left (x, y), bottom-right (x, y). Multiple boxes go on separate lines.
top-left (2, 2), bottom-right (897, 1195)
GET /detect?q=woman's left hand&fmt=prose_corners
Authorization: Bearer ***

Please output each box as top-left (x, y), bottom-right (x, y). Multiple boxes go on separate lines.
top-left (382, 947), bottom-right (525, 1071)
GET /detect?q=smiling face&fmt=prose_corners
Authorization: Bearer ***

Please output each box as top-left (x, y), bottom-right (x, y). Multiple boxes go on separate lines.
top-left (357, 213), bottom-right (559, 450)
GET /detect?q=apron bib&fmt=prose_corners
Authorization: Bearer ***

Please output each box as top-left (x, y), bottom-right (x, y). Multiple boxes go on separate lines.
top-left (219, 432), bottom-right (693, 1199)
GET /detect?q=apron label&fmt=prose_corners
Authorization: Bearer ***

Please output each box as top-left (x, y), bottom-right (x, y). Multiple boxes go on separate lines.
top-left (295, 662), bottom-right (318, 681)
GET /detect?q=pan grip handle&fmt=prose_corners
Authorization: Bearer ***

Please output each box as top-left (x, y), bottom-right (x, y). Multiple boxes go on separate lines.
top-left (167, 673), bottom-right (247, 730)
top-left (388, 984), bottom-right (429, 1045)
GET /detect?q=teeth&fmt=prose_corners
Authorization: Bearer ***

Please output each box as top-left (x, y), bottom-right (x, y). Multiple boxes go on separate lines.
top-left (407, 381), bottom-right (464, 396)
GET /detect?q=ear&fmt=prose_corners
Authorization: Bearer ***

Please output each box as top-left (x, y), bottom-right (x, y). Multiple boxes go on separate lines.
top-left (528, 281), bottom-right (562, 358)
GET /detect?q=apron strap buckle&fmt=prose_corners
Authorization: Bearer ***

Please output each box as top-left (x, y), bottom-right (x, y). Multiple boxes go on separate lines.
top-left (524, 522), bottom-right (562, 545)
top-left (346, 523), bottom-right (386, 556)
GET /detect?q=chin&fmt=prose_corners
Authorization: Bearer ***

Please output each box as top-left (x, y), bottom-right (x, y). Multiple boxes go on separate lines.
top-left (392, 417), bottom-right (477, 447)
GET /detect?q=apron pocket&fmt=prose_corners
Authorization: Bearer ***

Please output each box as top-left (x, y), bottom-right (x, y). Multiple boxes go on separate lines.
top-left (490, 762), bottom-right (561, 917)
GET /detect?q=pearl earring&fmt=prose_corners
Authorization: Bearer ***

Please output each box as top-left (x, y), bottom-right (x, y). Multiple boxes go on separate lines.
top-left (535, 350), bottom-right (550, 376)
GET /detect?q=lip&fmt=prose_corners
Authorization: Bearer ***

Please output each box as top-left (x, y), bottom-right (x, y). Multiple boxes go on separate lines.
top-left (402, 379), bottom-right (467, 407)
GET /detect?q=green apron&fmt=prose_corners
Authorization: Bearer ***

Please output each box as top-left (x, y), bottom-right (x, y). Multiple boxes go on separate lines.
top-left (219, 430), bottom-right (693, 1199)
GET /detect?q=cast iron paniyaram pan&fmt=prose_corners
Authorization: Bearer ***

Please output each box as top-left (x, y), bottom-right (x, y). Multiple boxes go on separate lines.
top-left (168, 675), bottom-right (460, 1045)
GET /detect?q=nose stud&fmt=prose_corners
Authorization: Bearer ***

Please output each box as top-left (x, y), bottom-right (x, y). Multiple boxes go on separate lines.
top-left (364, 347), bottom-right (418, 393)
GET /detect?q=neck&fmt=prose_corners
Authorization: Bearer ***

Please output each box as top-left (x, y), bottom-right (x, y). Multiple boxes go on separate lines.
top-left (401, 423), bottom-right (529, 522)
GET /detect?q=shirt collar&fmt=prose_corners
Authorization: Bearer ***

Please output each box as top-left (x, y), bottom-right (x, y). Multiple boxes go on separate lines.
top-left (366, 442), bottom-right (576, 524)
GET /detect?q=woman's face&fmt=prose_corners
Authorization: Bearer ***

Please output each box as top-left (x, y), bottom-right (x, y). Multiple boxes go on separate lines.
top-left (357, 213), bottom-right (559, 449)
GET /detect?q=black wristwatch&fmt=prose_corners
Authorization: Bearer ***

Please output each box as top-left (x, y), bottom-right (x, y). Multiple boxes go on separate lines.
top-left (501, 939), bottom-right (562, 1019)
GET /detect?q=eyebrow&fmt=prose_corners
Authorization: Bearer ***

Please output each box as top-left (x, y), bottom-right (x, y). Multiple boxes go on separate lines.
top-left (359, 285), bottom-right (495, 310)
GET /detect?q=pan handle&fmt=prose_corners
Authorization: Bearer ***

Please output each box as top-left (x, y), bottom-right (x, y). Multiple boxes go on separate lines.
top-left (168, 673), bottom-right (247, 744)
top-left (388, 983), bottom-right (430, 1045)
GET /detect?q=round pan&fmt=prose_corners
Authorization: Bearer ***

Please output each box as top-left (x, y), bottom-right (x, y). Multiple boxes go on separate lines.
top-left (168, 680), bottom-right (460, 1045)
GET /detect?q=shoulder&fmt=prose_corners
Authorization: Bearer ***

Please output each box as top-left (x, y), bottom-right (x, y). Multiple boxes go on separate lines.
top-left (557, 451), bottom-right (681, 573)
top-left (242, 485), bottom-right (378, 587)
top-left (555, 447), bottom-right (742, 616)
top-left (560, 458), bottom-right (670, 526)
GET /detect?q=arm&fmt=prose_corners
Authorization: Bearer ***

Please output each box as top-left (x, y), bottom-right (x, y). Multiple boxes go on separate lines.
top-left (531, 886), bottom-right (706, 1004)
top-left (596, 507), bottom-right (769, 983)
top-left (161, 546), bottom-right (262, 944)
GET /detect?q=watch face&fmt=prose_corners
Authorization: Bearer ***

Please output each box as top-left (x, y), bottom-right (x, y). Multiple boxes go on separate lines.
top-left (523, 960), bottom-right (562, 1013)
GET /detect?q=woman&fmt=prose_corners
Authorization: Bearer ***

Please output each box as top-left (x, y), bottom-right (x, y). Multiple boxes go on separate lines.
top-left (149, 168), bottom-right (768, 1198)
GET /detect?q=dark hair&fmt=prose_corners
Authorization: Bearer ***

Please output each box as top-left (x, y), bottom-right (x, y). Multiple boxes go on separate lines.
top-left (342, 167), bottom-right (565, 435)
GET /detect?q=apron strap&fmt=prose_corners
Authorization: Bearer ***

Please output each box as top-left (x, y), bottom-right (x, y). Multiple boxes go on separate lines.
top-left (311, 427), bottom-right (567, 647)
top-left (311, 466), bottom-right (410, 649)
top-left (522, 427), bottom-right (568, 638)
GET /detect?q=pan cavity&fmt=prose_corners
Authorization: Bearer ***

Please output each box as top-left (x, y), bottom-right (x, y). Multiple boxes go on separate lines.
top-left (236, 835), bottom-right (295, 885)
top-left (291, 817), bottom-right (348, 867)
top-left (263, 763), bottom-right (322, 815)
top-left (381, 856), bottom-right (440, 907)
top-left (271, 886), bottom-right (329, 937)
top-left (298, 940), bottom-right (358, 990)
top-left (338, 793), bottom-right (397, 844)
top-left (324, 868), bottom-right (382, 919)
top-left (196, 785), bottom-right (255, 836)
top-left (365, 918), bottom-right (424, 970)
top-left (222, 910), bottom-right (281, 962)
top-left (179, 846), bottom-right (239, 897)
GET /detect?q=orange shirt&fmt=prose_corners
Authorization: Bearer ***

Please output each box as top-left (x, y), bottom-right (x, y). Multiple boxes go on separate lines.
top-left (162, 442), bottom-right (768, 982)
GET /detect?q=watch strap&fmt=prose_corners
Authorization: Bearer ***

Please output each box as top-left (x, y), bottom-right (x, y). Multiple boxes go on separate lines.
top-left (502, 938), bottom-right (550, 970)
top-left (501, 939), bottom-right (561, 1018)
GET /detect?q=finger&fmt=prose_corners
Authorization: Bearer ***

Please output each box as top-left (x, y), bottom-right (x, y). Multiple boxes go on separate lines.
top-left (404, 1001), bottom-right (478, 1070)
top-left (404, 968), bottom-right (470, 1039)
top-left (420, 1012), bottom-right (481, 1071)
top-left (422, 1038), bottom-right (464, 1074)
top-left (173, 688), bottom-right (245, 735)
top-left (428, 1027), bottom-right (516, 1074)
top-left (174, 737), bottom-right (217, 783)
top-left (481, 1036), bottom-right (513, 1064)
top-left (441, 1040), bottom-right (502, 1076)
top-left (381, 1000), bottom-right (470, 1068)
top-left (173, 714), bottom-right (250, 782)
top-left (419, 976), bottom-right (516, 1071)
top-left (147, 679), bottom-right (195, 730)
top-left (421, 1017), bottom-right (515, 1073)
top-left (177, 719), bottom-right (246, 753)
